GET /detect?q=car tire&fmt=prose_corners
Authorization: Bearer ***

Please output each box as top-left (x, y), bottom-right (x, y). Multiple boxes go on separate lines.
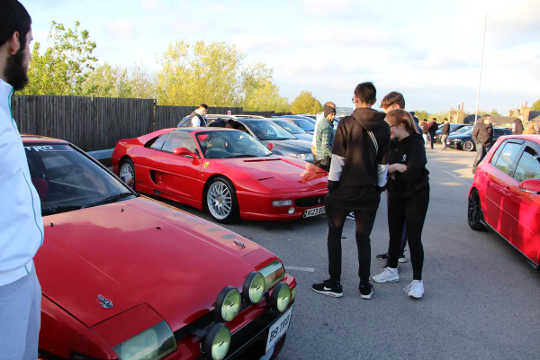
top-left (119, 158), bottom-right (136, 189)
top-left (205, 177), bottom-right (239, 223)
top-left (463, 141), bottom-right (475, 152)
top-left (468, 190), bottom-right (485, 231)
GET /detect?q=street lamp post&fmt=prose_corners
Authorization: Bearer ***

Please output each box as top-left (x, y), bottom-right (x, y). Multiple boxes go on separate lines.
top-left (474, 13), bottom-right (488, 126)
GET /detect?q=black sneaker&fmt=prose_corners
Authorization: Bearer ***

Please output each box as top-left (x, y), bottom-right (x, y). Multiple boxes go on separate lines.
top-left (359, 283), bottom-right (374, 300)
top-left (312, 280), bottom-right (343, 298)
top-left (375, 252), bottom-right (388, 261)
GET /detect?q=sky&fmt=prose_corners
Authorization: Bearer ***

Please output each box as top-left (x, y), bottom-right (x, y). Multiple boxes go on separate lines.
top-left (21, 0), bottom-right (540, 114)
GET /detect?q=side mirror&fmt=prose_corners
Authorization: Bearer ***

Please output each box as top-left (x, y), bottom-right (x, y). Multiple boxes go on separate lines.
top-left (173, 147), bottom-right (196, 158)
top-left (519, 179), bottom-right (540, 195)
top-left (266, 142), bottom-right (274, 151)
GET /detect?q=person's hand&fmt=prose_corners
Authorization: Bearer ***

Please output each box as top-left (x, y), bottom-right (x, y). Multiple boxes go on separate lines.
top-left (389, 163), bottom-right (407, 173)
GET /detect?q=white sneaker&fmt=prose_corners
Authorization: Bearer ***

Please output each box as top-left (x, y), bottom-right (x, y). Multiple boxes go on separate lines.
top-left (398, 256), bottom-right (408, 263)
top-left (405, 280), bottom-right (424, 299)
top-left (372, 267), bottom-right (399, 283)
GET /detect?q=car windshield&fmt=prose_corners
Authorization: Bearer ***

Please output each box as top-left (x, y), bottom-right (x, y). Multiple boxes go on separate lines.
top-left (196, 130), bottom-right (272, 158)
top-left (272, 120), bottom-right (305, 134)
top-left (25, 143), bottom-right (135, 216)
top-left (291, 118), bottom-right (315, 132)
top-left (244, 120), bottom-right (296, 140)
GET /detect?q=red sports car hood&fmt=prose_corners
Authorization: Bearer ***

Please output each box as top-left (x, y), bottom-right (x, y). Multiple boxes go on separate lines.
top-left (36, 197), bottom-right (273, 330)
top-left (216, 157), bottom-right (327, 192)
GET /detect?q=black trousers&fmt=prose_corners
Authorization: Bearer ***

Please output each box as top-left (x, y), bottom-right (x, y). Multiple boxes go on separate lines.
top-left (387, 186), bottom-right (429, 280)
top-left (472, 143), bottom-right (487, 173)
top-left (326, 197), bottom-right (379, 286)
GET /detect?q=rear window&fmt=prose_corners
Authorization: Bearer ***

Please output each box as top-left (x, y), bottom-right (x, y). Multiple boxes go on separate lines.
top-left (514, 146), bottom-right (540, 182)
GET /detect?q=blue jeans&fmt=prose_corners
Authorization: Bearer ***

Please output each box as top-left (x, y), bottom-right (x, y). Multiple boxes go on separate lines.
top-left (0, 266), bottom-right (41, 360)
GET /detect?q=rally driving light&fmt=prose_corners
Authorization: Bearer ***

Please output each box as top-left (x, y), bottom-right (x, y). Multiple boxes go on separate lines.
top-left (203, 323), bottom-right (231, 360)
top-left (272, 200), bottom-right (293, 207)
top-left (259, 261), bottom-right (285, 291)
top-left (271, 283), bottom-right (291, 313)
top-left (113, 321), bottom-right (176, 360)
top-left (216, 286), bottom-right (241, 322)
top-left (243, 272), bottom-right (265, 304)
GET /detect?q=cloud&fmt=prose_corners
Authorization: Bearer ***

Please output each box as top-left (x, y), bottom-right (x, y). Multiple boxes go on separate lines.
top-left (141, 0), bottom-right (161, 10)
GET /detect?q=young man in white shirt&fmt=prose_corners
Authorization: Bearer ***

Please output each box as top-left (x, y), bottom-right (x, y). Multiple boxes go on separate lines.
top-left (0, 2), bottom-right (44, 359)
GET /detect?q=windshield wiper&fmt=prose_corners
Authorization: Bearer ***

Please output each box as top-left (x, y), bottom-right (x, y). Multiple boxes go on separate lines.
top-left (228, 154), bottom-right (258, 158)
top-left (42, 205), bottom-right (83, 216)
top-left (82, 192), bottom-right (136, 209)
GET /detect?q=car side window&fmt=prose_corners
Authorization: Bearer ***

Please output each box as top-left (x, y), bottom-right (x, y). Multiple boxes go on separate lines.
top-left (514, 146), bottom-right (540, 182)
top-left (162, 133), bottom-right (198, 154)
top-left (490, 141), bottom-right (507, 165)
top-left (494, 142), bottom-right (523, 176)
top-left (149, 134), bottom-right (169, 150)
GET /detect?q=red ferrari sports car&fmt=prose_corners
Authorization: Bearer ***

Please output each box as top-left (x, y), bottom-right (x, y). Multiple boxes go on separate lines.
top-left (112, 128), bottom-right (328, 222)
top-left (23, 135), bottom-right (297, 360)
top-left (468, 134), bottom-right (540, 269)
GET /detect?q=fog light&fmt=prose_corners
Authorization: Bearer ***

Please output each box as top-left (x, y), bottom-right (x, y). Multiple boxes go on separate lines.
top-left (288, 207), bottom-right (295, 214)
top-left (202, 323), bottom-right (231, 360)
top-left (243, 272), bottom-right (265, 304)
top-left (271, 283), bottom-right (291, 313)
top-left (272, 200), bottom-right (293, 207)
top-left (216, 287), bottom-right (241, 322)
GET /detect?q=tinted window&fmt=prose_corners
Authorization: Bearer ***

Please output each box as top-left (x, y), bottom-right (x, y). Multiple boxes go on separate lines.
top-left (162, 132), bottom-right (198, 153)
top-left (292, 119), bottom-right (315, 132)
top-left (514, 146), bottom-right (540, 182)
top-left (196, 130), bottom-right (271, 159)
top-left (244, 120), bottom-right (295, 140)
top-left (494, 142), bottom-right (522, 176)
top-left (25, 144), bottom-right (132, 215)
top-left (150, 134), bottom-right (168, 150)
top-left (273, 120), bottom-right (304, 134)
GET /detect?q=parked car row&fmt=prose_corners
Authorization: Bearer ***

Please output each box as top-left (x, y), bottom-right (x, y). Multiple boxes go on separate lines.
top-left (448, 126), bottom-right (512, 151)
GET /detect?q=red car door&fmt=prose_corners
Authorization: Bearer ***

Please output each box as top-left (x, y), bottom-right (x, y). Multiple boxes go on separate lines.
top-left (153, 132), bottom-right (203, 204)
top-left (510, 142), bottom-right (540, 263)
top-left (484, 141), bottom-right (523, 241)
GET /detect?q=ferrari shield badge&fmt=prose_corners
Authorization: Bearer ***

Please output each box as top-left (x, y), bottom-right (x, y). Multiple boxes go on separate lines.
top-left (203, 161), bottom-right (210, 169)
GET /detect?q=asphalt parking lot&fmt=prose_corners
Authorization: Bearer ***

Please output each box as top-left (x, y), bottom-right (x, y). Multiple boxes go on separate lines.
top-left (172, 145), bottom-right (540, 360)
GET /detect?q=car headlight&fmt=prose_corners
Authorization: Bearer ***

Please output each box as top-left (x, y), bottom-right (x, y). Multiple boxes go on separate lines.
top-left (113, 321), bottom-right (177, 360)
top-left (216, 287), bottom-right (241, 322)
top-left (259, 260), bottom-right (285, 291)
top-left (271, 283), bottom-right (291, 313)
top-left (243, 272), bottom-right (265, 304)
top-left (202, 323), bottom-right (231, 360)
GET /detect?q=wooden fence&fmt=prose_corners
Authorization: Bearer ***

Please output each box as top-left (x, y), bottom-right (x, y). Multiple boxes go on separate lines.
top-left (12, 95), bottom-right (292, 151)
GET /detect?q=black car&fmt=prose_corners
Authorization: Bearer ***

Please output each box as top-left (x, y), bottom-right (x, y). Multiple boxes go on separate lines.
top-left (448, 126), bottom-right (512, 151)
top-left (434, 124), bottom-right (471, 143)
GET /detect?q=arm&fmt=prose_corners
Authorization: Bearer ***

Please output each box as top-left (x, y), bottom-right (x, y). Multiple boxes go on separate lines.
top-left (327, 121), bottom-right (347, 189)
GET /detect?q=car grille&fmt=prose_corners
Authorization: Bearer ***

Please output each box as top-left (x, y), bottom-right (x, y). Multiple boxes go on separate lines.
top-left (295, 196), bottom-right (325, 207)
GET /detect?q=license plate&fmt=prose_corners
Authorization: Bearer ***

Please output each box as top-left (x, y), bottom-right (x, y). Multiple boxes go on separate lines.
top-left (265, 306), bottom-right (293, 354)
top-left (303, 206), bottom-right (325, 218)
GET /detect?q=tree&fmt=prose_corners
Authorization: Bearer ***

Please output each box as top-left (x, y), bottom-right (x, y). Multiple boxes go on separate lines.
top-left (156, 41), bottom-right (242, 106)
top-left (290, 91), bottom-right (322, 114)
top-left (532, 99), bottom-right (540, 111)
top-left (241, 64), bottom-right (289, 112)
top-left (82, 64), bottom-right (131, 97)
top-left (413, 110), bottom-right (430, 122)
top-left (490, 109), bottom-right (500, 117)
top-left (21, 21), bottom-right (97, 95)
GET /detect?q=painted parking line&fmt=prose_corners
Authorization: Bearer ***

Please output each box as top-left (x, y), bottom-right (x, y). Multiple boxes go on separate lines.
top-left (286, 266), bottom-right (315, 273)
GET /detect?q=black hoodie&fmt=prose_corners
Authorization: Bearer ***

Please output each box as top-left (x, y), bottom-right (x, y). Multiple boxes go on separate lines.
top-left (387, 133), bottom-right (429, 198)
top-left (331, 107), bottom-right (390, 191)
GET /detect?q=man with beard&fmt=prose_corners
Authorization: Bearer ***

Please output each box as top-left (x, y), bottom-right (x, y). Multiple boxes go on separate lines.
top-left (312, 82), bottom-right (390, 299)
top-left (0, 2), bottom-right (44, 359)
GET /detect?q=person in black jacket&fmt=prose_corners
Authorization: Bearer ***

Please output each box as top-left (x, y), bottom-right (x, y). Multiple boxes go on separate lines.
top-left (428, 118), bottom-right (438, 149)
top-left (312, 82), bottom-right (390, 300)
top-left (372, 109), bottom-right (429, 299)
top-left (471, 115), bottom-right (491, 173)
top-left (440, 119), bottom-right (450, 151)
